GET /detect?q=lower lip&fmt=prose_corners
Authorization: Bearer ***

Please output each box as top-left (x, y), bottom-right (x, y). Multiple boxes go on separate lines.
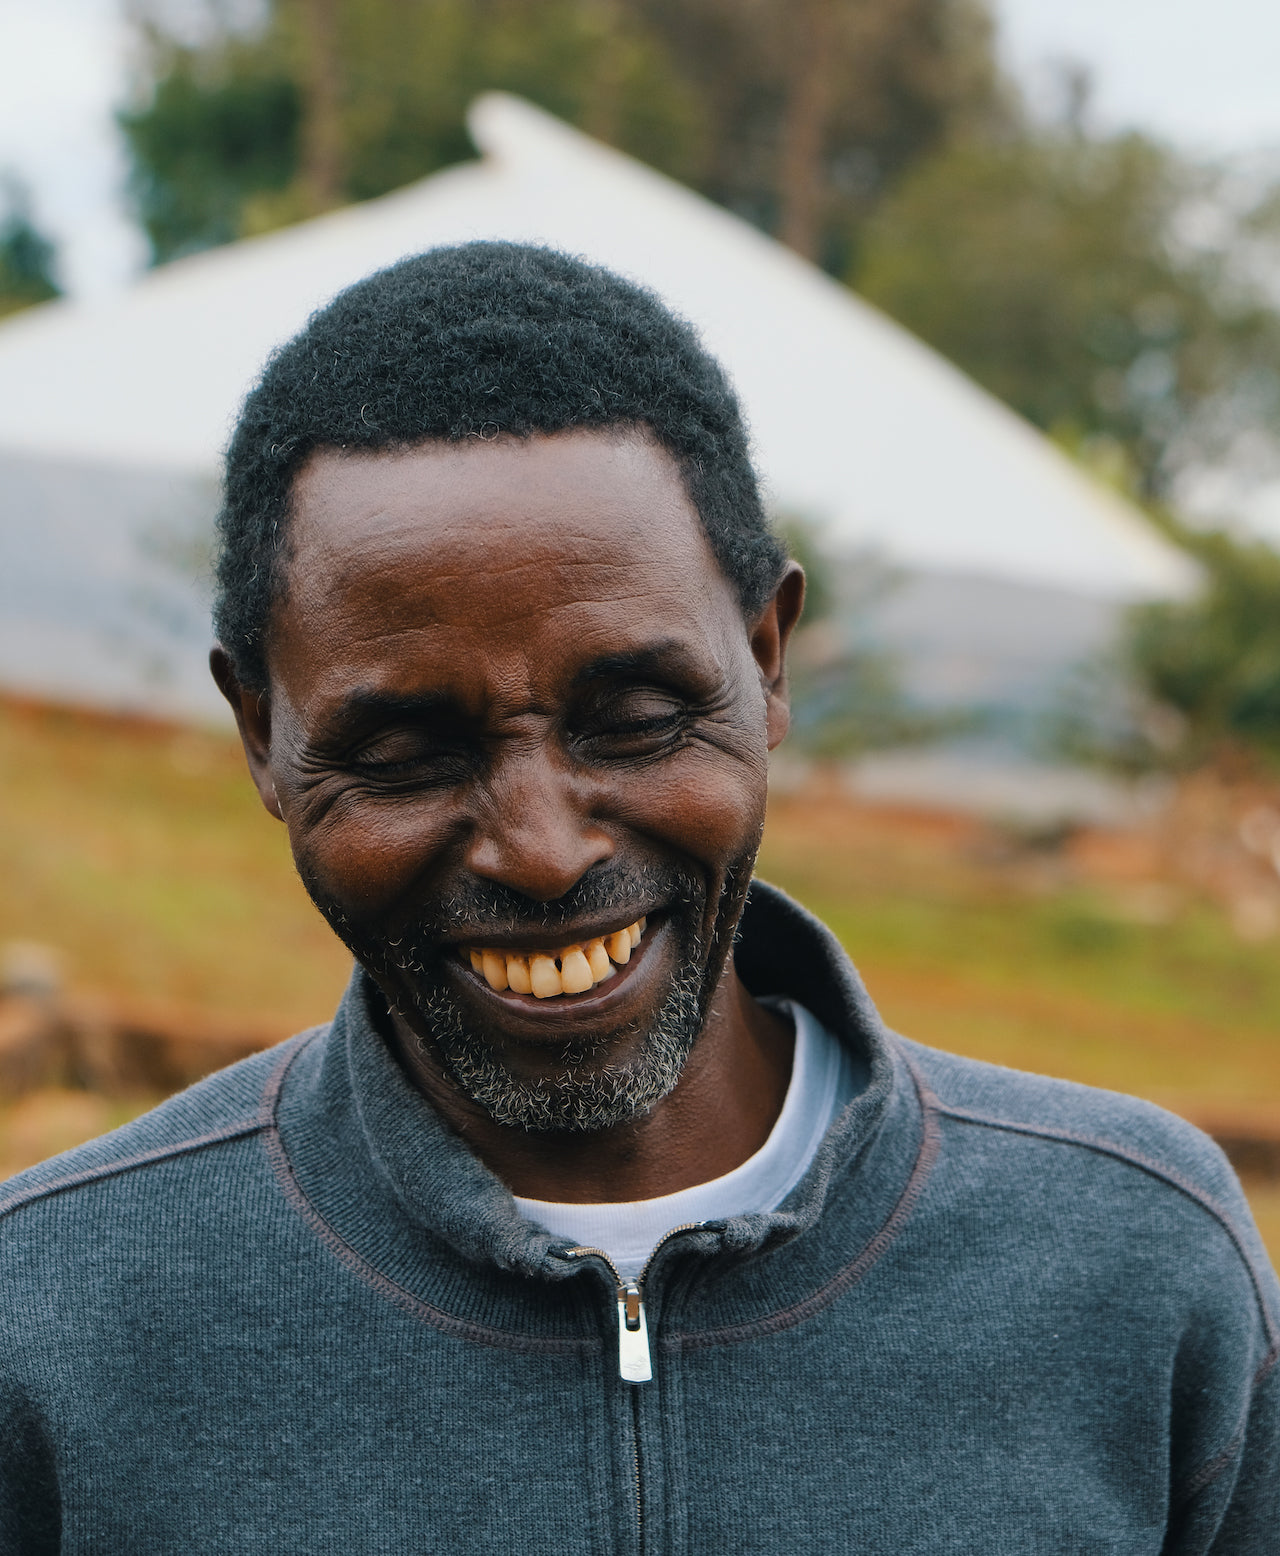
top-left (450, 919), bottom-right (666, 1021)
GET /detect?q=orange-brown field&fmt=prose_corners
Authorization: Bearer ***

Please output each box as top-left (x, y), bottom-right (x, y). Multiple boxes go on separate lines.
top-left (2, 695), bottom-right (1279, 1261)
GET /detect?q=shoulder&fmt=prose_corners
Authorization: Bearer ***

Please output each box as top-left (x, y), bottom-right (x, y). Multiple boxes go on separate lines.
top-left (0, 1028), bottom-right (322, 1225)
top-left (899, 1034), bottom-right (1241, 1206)
top-left (896, 1035), bottom-right (1280, 1337)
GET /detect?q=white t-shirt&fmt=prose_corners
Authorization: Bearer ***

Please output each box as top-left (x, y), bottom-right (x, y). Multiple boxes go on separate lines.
top-left (513, 1000), bottom-right (864, 1280)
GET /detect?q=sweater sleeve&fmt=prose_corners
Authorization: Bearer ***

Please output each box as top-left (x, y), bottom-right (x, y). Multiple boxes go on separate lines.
top-left (1210, 1356), bottom-right (1280, 1553)
top-left (1164, 1356), bottom-right (1280, 1556)
top-left (1161, 1174), bottom-right (1280, 1556)
top-left (0, 1380), bottom-right (61, 1556)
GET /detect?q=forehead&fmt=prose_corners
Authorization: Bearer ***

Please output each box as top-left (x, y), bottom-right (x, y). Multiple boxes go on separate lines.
top-left (274, 428), bottom-right (743, 702)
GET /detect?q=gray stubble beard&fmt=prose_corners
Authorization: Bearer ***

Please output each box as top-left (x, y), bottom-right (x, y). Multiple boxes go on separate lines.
top-left (300, 850), bottom-right (755, 1136)
top-left (409, 955), bottom-right (707, 1133)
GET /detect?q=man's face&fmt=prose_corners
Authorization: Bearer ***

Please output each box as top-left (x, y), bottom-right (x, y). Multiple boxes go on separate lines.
top-left (246, 428), bottom-right (795, 1132)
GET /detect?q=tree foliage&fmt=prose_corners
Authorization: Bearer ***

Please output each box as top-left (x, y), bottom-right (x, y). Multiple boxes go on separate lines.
top-left (852, 121), bottom-right (1280, 771)
top-left (1051, 518), bottom-right (1280, 774)
top-left (119, 45), bottom-right (301, 262)
top-left (118, 0), bottom-right (1000, 267)
top-left (120, 0), bottom-right (706, 261)
top-left (1128, 520), bottom-right (1280, 768)
top-left (0, 179), bottom-right (61, 319)
top-left (620, 0), bottom-right (1001, 269)
top-left (854, 129), bottom-right (1280, 501)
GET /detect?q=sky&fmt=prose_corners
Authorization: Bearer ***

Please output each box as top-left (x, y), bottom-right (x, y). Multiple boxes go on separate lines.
top-left (0, 0), bottom-right (145, 296)
top-left (998, 0), bottom-right (1280, 153)
top-left (1, 0), bottom-right (1280, 298)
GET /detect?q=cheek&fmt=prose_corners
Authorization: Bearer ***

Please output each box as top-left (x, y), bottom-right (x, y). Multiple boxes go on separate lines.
top-left (287, 796), bottom-right (454, 919)
top-left (619, 746), bottom-right (769, 871)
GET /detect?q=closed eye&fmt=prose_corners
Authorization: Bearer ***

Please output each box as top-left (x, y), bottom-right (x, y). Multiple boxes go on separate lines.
top-left (571, 688), bottom-right (692, 758)
top-left (345, 727), bottom-right (476, 785)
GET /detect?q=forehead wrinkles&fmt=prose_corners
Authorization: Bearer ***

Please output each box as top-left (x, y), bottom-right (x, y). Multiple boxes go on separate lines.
top-left (405, 550), bottom-right (691, 636)
top-left (288, 544), bottom-right (671, 645)
top-left (289, 544), bottom-right (720, 659)
top-left (272, 430), bottom-right (746, 706)
top-left (288, 507), bottom-right (712, 607)
top-left (285, 429), bottom-right (719, 585)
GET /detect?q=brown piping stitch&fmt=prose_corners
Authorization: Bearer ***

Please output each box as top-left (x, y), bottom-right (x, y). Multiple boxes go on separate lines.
top-left (933, 1100), bottom-right (1280, 1380)
top-left (261, 1032), bottom-right (600, 1356)
top-left (663, 1053), bottom-right (941, 1354)
top-left (0, 1041), bottom-right (317, 1223)
top-left (1179, 1418), bottom-right (1247, 1507)
top-left (255, 1026), bottom-right (324, 1125)
top-left (0, 1123), bottom-right (266, 1221)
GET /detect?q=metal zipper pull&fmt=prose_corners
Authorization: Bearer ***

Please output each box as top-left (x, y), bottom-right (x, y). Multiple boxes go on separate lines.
top-left (616, 1281), bottom-right (652, 1383)
top-left (563, 1237), bottom-right (709, 1385)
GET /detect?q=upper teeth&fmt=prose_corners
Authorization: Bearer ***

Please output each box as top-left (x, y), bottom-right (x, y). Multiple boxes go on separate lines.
top-left (465, 918), bottom-right (646, 998)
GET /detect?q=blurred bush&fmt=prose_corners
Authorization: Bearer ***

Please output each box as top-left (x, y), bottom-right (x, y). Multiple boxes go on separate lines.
top-left (0, 176), bottom-right (61, 319)
top-left (1052, 518), bottom-right (1280, 775)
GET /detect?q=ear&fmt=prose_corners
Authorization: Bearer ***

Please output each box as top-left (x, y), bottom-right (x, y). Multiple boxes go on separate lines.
top-left (209, 646), bottom-right (284, 821)
top-left (748, 561), bottom-right (806, 751)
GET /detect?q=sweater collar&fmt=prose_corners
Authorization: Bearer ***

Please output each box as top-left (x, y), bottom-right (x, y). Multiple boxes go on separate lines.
top-left (318, 879), bottom-right (904, 1282)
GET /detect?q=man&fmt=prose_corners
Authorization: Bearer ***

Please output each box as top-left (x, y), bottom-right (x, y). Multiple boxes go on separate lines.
top-left (1, 243), bottom-right (1276, 1552)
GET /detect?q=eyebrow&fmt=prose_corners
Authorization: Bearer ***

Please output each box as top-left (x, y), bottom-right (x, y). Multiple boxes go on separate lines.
top-left (318, 687), bottom-right (464, 741)
top-left (571, 640), bottom-right (705, 689)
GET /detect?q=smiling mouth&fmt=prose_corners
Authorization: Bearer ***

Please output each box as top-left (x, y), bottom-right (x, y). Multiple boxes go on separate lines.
top-left (461, 917), bottom-right (648, 999)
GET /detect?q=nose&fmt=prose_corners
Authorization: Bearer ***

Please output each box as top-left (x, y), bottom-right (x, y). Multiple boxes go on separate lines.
top-left (463, 745), bottom-right (614, 902)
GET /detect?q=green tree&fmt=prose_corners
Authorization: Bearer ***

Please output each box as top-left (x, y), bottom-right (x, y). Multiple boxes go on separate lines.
top-left (1051, 517), bottom-right (1280, 774)
top-left (0, 179), bottom-right (61, 318)
top-left (623, 0), bottom-right (1002, 268)
top-left (854, 129), bottom-right (1280, 501)
top-left (119, 0), bottom-right (706, 263)
top-left (118, 0), bottom-right (1001, 269)
top-left (119, 41), bottom-right (301, 262)
top-left (1128, 519), bottom-right (1280, 768)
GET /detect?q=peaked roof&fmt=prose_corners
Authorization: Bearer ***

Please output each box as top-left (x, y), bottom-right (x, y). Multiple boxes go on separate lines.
top-left (0, 92), bottom-right (1191, 598)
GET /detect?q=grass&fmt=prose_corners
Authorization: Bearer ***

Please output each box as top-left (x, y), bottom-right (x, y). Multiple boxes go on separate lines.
top-left (0, 697), bottom-right (351, 1028)
top-left (758, 795), bottom-right (1280, 1114)
top-left (2, 695), bottom-right (1278, 1260)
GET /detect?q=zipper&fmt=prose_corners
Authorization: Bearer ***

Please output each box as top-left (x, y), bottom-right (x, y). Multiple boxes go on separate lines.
top-left (562, 1221), bottom-right (707, 1384)
top-left (562, 1222), bottom-right (710, 1553)
top-left (630, 1386), bottom-right (644, 1553)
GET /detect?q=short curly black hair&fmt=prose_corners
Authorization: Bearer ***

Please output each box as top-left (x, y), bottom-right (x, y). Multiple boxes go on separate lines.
top-left (213, 240), bottom-right (785, 690)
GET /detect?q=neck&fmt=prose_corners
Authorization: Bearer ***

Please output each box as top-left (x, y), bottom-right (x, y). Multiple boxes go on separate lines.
top-left (386, 968), bottom-right (793, 1203)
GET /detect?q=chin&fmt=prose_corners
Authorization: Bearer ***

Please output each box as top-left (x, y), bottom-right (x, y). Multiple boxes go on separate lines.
top-left (297, 847), bottom-right (758, 1132)
top-left (405, 944), bottom-right (708, 1134)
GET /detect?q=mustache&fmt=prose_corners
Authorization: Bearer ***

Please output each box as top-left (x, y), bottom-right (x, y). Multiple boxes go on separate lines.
top-left (299, 857), bottom-right (706, 955)
top-left (424, 860), bottom-right (703, 943)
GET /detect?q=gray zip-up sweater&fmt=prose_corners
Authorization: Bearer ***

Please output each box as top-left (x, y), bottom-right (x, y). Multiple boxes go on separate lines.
top-left (2, 883), bottom-right (1277, 1553)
